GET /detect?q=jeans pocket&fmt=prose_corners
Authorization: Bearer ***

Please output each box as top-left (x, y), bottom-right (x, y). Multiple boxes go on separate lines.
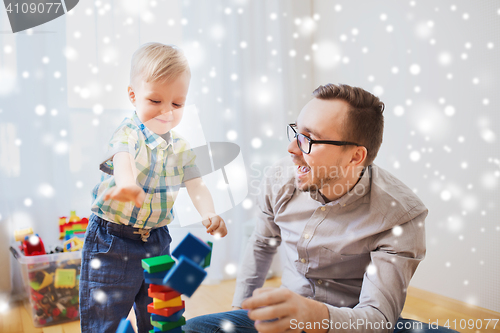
top-left (88, 224), bottom-right (127, 283)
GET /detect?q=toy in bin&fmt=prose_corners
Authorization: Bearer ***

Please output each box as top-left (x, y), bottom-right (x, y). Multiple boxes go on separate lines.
top-left (10, 244), bottom-right (82, 327)
top-left (59, 211), bottom-right (88, 240)
top-left (63, 237), bottom-right (84, 252)
top-left (10, 221), bottom-right (83, 328)
top-left (14, 227), bottom-right (46, 256)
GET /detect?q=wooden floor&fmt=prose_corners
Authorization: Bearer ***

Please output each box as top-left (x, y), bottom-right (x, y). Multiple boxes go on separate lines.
top-left (1, 278), bottom-right (499, 333)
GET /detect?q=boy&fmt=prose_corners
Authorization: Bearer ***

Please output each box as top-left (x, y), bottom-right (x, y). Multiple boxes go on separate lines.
top-left (80, 42), bottom-right (227, 333)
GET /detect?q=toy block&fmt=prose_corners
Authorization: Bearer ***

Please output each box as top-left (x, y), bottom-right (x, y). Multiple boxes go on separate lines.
top-left (162, 256), bottom-right (207, 297)
top-left (64, 229), bottom-right (86, 240)
top-left (63, 237), bottom-right (84, 252)
top-left (153, 296), bottom-right (182, 309)
top-left (29, 271), bottom-right (54, 291)
top-left (150, 284), bottom-right (176, 293)
top-left (149, 287), bottom-right (181, 301)
top-left (151, 316), bottom-right (185, 331)
top-left (152, 325), bottom-right (183, 333)
top-left (149, 327), bottom-right (183, 333)
top-left (147, 301), bottom-right (185, 317)
top-left (151, 308), bottom-right (185, 322)
top-left (142, 255), bottom-right (175, 274)
top-left (144, 270), bottom-right (170, 284)
top-left (116, 318), bottom-right (135, 333)
top-left (146, 277), bottom-right (166, 285)
top-left (202, 241), bottom-right (213, 268)
top-left (14, 227), bottom-right (33, 241)
top-left (54, 269), bottom-right (76, 288)
top-left (171, 233), bottom-right (211, 265)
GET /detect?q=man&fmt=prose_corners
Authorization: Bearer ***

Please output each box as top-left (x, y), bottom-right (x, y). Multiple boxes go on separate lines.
top-left (185, 84), bottom-right (457, 333)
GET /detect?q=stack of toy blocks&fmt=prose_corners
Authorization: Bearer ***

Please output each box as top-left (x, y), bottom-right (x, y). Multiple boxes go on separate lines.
top-left (140, 233), bottom-right (213, 333)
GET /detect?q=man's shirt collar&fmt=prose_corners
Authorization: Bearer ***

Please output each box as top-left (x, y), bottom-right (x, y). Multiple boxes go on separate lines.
top-left (310, 165), bottom-right (372, 206)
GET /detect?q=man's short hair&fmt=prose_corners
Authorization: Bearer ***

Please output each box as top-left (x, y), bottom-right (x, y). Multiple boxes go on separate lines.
top-left (312, 83), bottom-right (385, 167)
top-left (130, 42), bottom-right (190, 86)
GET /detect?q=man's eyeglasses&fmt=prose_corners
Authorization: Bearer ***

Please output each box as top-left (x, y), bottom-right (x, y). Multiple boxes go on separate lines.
top-left (287, 123), bottom-right (362, 154)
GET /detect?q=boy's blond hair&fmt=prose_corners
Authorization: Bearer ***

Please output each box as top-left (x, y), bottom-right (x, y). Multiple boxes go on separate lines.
top-left (130, 42), bottom-right (190, 86)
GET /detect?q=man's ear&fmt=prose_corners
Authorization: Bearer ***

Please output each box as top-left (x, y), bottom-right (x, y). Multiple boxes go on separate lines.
top-left (350, 146), bottom-right (367, 167)
top-left (127, 85), bottom-right (136, 106)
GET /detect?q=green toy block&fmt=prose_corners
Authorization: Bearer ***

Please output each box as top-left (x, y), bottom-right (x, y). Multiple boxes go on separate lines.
top-left (142, 254), bottom-right (175, 274)
top-left (150, 316), bottom-right (186, 331)
top-left (202, 241), bottom-right (213, 268)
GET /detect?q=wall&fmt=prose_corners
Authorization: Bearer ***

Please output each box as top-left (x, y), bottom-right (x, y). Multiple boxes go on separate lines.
top-left (312, 0), bottom-right (499, 312)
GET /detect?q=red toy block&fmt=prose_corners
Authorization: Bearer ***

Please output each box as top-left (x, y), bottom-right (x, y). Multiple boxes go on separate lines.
top-left (149, 284), bottom-right (175, 293)
top-left (148, 288), bottom-right (181, 301)
top-left (147, 301), bottom-right (185, 317)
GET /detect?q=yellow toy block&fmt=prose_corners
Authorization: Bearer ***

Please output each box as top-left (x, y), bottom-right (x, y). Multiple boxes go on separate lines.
top-left (63, 237), bottom-right (84, 252)
top-left (29, 272), bottom-right (54, 291)
top-left (14, 227), bottom-right (33, 241)
top-left (54, 268), bottom-right (76, 288)
top-left (153, 296), bottom-right (182, 309)
top-left (68, 210), bottom-right (80, 222)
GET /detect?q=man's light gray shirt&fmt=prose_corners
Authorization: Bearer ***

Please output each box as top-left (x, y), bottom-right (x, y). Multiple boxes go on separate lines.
top-left (233, 158), bottom-right (427, 333)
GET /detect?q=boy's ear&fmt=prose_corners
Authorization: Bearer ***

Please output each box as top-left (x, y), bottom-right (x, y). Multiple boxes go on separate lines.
top-left (127, 85), bottom-right (136, 106)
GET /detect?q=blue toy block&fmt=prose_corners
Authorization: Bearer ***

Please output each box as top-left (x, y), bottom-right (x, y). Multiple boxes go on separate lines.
top-left (116, 318), bottom-right (135, 333)
top-left (144, 269), bottom-right (169, 285)
top-left (144, 269), bottom-right (168, 279)
top-left (172, 233), bottom-right (211, 265)
top-left (153, 326), bottom-right (183, 333)
top-left (151, 308), bottom-right (185, 322)
top-left (145, 278), bottom-right (165, 285)
top-left (162, 255), bottom-right (207, 297)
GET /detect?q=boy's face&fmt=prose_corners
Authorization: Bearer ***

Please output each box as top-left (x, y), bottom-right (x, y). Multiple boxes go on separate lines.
top-left (127, 72), bottom-right (190, 135)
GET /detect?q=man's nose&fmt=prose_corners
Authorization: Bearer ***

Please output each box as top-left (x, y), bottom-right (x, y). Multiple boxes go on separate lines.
top-left (287, 138), bottom-right (302, 156)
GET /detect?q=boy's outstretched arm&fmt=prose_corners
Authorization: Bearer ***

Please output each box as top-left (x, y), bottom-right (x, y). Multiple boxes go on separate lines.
top-left (104, 152), bottom-right (145, 207)
top-left (184, 177), bottom-right (227, 237)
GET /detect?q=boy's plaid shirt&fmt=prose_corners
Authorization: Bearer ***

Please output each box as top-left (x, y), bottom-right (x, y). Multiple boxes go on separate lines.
top-left (91, 111), bottom-right (200, 229)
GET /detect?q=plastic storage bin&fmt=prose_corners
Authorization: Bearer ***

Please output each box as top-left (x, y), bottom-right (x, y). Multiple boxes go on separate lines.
top-left (10, 245), bottom-right (81, 327)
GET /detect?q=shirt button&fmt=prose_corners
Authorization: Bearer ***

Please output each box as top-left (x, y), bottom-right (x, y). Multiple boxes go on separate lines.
top-left (343, 204), bottom-right (346, 207)
top-left (300, 258), bottom-right (306, 263)
top-left (317, 279), bottom-right (323, 285)
top-left (304, 234), bottom-right (310, 239)
top-left (321, 207), bottom-right (326, 211)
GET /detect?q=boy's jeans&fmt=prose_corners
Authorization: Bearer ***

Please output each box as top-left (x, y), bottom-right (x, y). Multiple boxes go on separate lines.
top-left (79, 214), bottom-right (172, 333)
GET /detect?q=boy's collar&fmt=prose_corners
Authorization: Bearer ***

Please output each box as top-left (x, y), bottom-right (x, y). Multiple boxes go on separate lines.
top-left (132, 111), bottom-right (172, 150)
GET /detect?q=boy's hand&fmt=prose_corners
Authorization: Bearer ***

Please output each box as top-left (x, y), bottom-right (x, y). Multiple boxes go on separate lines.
top-left (104, 184), bottom-right (146, 208)
top-left (202, 213), bottom-right (228, 237)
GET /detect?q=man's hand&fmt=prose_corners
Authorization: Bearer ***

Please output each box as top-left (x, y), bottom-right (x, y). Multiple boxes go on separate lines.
top-left (231, 306), bottom-right (242, 311)
top-left (202, 213), bottom-right (228, 237)
top-left (104, 184), bottom-right (146, 208)
top-left (241, 288), bottom-right (329, 333)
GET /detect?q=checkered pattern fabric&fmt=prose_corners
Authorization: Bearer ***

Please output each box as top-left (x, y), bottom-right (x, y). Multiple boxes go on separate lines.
top-left (91, 111), bottom-right (199, 229)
